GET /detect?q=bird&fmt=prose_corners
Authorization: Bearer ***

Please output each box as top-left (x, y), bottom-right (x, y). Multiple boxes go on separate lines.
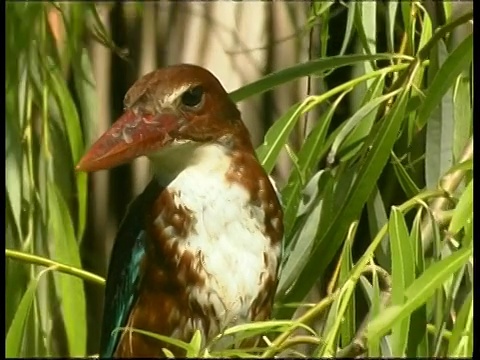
top-left (76, 64), bottom-right (284, 358)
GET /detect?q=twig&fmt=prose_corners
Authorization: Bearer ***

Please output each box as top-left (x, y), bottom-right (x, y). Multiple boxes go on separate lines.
top-left (5, 249), bottom-right (106, 286)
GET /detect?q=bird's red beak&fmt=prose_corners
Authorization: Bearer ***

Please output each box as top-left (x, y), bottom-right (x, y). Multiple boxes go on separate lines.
top-left (76, 110), bottom-right (179, 172)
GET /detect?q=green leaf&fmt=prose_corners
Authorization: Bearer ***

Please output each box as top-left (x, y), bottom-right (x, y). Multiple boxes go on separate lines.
top-left (453, 71), bottom-right (472, 162)
top-left (277, 170), bottom-right (333, 297)
top-left (390, 151), bottom-right (421, 198)
top-left (443, 158), bottom-right (472, 176)
top-left (46, 57), bottom-right (84, 164)
top-left (72, 47), bottom-right (97, 239)
top-left (357, 1), bottom-right (377, 84)
top-left (367, 246), bottom-right (472, 340)
top-left (5, 131), bottom-right (24, 240)
top-left (448, 179), bottom-right (472, 235)
top-left (366, 187), bottom-right (390, 272)
top-left (256, 101), bottom-right (304, 174)
top-left (401, 2), bottom-right (414, 51)
top-left (417, 33), bottom-right (473, 130)
top-left (48, 182), bottom-right (87, 356)
top-left (6, 267), bottom-right (55, 357)
top-left (339, 2), bottom-right (356, 56)
top-left (186, 330), bottom-right (202, 357)
top-left (327, 88), bottom-right (399, 165)
top-left (331, 75), bottom-right (387, 164)
top-left (222, 319), bottom-right (315, 338)
top-left (281, 92), bottom-right (347, 234)
top-left (385, 0), bottom-right (399, 52)
top-left (447, 292), bottom-right (473, 356)
top-left (406, 208), bottom-right (429, 357)
top-left (389, 207), bottom-right (415, 356)
top-left (161, 348), bottom-right (175, 358)
top-left (229, 53), bottom-right (410, 102)
top-left (339, 224), bottom-right (357, 347)
top-left (425, 40), bottom-right (454, 189)
top-left (279, 70), bottom-right (412, 316)
top-left (115, 327), bottom-right (194, 353)
top-left (361, 269), bottom-right (385, 357)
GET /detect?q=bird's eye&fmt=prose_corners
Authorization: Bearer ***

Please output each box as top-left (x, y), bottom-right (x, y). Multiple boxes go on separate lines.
top-left (181, 86), bottom-right (204, 108)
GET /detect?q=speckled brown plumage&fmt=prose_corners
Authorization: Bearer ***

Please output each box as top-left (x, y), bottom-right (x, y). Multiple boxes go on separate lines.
top-left (77, 64), bottom-right (284, 358)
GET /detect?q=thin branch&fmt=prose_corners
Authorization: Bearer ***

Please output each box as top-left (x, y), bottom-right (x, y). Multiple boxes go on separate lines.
top-left (6, 249), bottom-right (106, 286)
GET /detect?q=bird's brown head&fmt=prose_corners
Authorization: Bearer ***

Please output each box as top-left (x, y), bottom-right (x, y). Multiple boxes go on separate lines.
top-left (76, 64), bottom-right (253, 172)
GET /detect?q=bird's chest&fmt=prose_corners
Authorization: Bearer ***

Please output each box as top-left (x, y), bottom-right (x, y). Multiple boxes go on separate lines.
top-left (152, 168), bottom-right (279, 339)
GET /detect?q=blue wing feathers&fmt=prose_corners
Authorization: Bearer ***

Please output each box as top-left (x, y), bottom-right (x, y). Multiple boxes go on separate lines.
top-left (100, 180), bottom-right (161, 357)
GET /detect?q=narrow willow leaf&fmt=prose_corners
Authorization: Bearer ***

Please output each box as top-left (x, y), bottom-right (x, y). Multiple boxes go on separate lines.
top-left (229, 53), bottom-right (409, 102)
top-left (448, 292), bottom-right (473, 356)
top-left (222, 319), bottom-right (313, 336)
top-left (410, 4), bottom-right (432, 92)
top-left (6, 267), bottom-right (56, 357)
top-left (72, 47), bottom-right (97, 239)
top-left (367, 246), bottom-right (472, 340)
top-left (400, 2), bottom-right (414, 50)
top-left (462, 208), bottom-right (473, 250)
top-left (411, 208), bottom-right (425, 277)
top-left (277, 171), bottom-right (333, 297)
top-left (327, 89), bottom-right (399, 164)
top-left (279, 73), bottom-right (411, 316)
top-left (339, 2), bottom-right (356, 55)
top-left (444, 158), bottom-right (472, 176)
top-left (115, 327), bottom-right (193, 353)
top-left (321, 225), bottom-right (357, 348)
top-left (48, 182), bottom-right (86, 356)
top-left (417, 33), bottom-right (473, 130)
top-left (162, 348), bottom-right (175, 358)
top-left (390, 151), bottom-right (421, 198)
top-left (425, 40), bottom-right (454, 189)
top-left (362, 270), bottom-right (382, 357)
top-left (366, 187), bottom-right (390, 272)
top-left (211, 319), bottom-right (316, 351)
top-left (339, 223), bottom-right (357, 347)
top-left (256, 101), bottom-right (304, 173)
top-left (6, 69), bottom-right (26, 239)
top-left (281, 92), bottom-right (347, 234)
top-left (369, 270), bottom-right (384, 358)
top-left (448, 179), bottom-right (472, 235)
top-left (5, 120), bottom-right (23, 239)
top-left (332, 76), bottom-right (386, 164)
top-left (453, 72), bottom-right (472, 162)
top-left (319, 294), bottom-right (342, 353)
top-left (358, 1), bottom-right (377, 86)
top-left (86, 3), bottom-right (128, 60)
top-left (389, 207), bottom-right (415, 356)
top-left (317, 278), bottom-right (357, 357)
top-left (186, 330), bottom-right (202, 357)
top-left (386, 0), bottom-right (399, 52)
top-left (46, 58), bottom-right (84, 164)
top-left (443, 2), bottom-right (452, 21)
top-left (316, 3), bottom-right (332, 59)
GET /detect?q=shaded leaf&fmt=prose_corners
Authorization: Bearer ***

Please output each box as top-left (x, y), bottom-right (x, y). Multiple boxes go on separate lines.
top-left (6, 267), bottom-right (56, 357)
top-left (48, 182), bottom-right (87, 356)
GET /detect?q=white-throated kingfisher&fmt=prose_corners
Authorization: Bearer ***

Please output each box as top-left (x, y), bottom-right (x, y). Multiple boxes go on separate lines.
top-left (77, 64), bottom-right (284, 357)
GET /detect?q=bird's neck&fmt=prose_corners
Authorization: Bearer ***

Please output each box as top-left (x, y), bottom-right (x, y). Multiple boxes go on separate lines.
top-left (149, 141), bottom-right (251, 187)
